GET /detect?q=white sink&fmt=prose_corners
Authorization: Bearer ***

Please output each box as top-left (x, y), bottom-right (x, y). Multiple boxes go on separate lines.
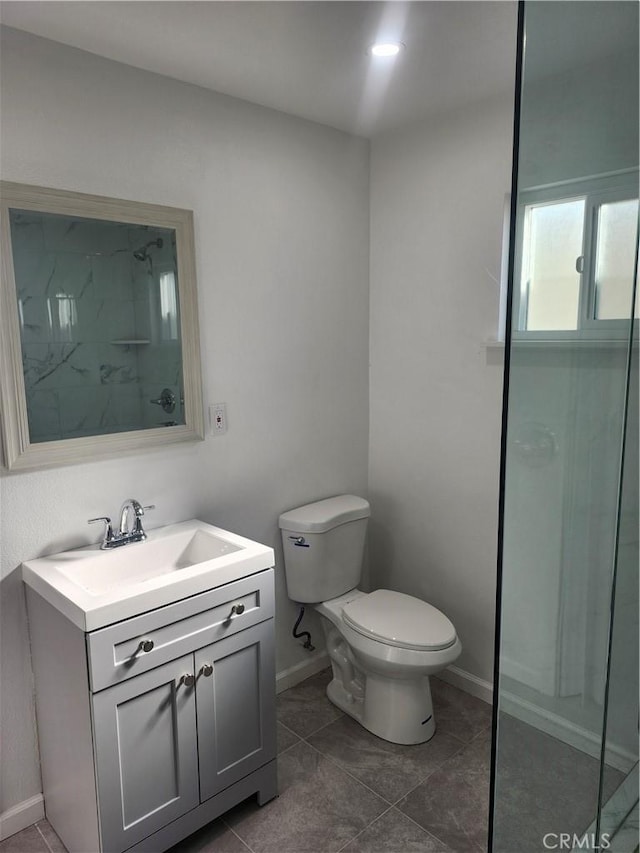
top-left (55, 528), bottom-right (243, 596)
top-left (22, 520), bottom-right (275, 631)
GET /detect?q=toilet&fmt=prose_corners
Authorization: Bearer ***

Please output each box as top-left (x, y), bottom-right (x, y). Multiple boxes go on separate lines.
top-left (279, 494), bottom-right (462, 745)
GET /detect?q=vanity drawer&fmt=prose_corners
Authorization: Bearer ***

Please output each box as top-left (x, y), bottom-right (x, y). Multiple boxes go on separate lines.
top-left (87, 569), bottom-right (274, 692)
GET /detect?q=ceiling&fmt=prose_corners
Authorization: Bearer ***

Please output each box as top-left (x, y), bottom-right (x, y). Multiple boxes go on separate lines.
top-left (0, 1), bottom-right (519, 137)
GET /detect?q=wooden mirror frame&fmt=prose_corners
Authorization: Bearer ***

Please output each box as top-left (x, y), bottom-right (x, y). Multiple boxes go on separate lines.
top-left (0, 182), bottom-right (204, 471)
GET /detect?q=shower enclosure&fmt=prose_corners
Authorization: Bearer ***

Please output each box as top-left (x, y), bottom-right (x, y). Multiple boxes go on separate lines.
top-left (491, 2), bottom-right (638, 852)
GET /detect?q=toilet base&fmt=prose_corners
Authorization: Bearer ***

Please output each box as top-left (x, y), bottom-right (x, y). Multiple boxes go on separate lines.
top-left (318, 612), bottom-right (439, 745)
top-left (326, 671), bottom-right (436, 745)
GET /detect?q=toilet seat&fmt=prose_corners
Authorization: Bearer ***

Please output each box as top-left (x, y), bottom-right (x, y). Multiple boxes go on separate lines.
top-left (342, 589), bottom-right (457, 651)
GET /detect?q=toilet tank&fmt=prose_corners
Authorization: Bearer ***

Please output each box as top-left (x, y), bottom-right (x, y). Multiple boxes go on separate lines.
top-left (278, 495), bottom-right (370, 603)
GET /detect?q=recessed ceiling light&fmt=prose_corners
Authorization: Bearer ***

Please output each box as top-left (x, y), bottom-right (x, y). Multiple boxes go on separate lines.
top-left (369, 42), bottom-right (404, 58)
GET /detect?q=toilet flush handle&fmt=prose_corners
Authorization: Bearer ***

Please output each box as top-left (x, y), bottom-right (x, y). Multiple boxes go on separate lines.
top-left (288, 536), bottom-right (309, 548)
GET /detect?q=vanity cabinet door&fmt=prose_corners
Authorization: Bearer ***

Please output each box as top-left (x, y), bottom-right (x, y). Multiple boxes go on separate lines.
top-left (196, 620), bottom-right (276, 802)
top-left (92, 654), bottom-right (199, 852)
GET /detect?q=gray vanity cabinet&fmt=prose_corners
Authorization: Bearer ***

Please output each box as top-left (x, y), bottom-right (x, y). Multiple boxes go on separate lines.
top-left (26, 568), bottom-right (277, 853)
top-left (92, 655), bottom-right (200, 853)
top-left (196, 621), bottom-right (276, 801)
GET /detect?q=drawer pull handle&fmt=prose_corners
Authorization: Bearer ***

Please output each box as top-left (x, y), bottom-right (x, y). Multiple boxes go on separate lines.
top-left (179, 673), bottom-right (195, 688)
top-left (138, 639), bottom-right (154, 653)
top-left (199, 663), bottom-right (213, 678)
top-left (230, 603), bottom-right (245, 617)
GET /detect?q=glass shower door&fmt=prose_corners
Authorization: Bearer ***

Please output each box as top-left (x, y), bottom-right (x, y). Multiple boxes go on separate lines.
top-left (491, 2), bottom-right (639, 851)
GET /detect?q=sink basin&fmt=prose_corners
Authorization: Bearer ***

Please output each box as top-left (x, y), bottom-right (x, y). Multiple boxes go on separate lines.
top-left (22, 520), bottom-right (275, 631)
top-left (56, 528), bottom-right (243, 596)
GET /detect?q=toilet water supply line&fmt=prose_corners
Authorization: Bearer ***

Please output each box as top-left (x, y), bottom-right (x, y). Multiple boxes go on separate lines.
top-left (292, 607), bottom-right (315, 650)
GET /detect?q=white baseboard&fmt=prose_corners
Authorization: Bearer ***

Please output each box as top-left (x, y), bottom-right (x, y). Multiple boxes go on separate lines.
top-left (277, 658), bottom-right (496, 707)
top-left (276, 651), bottom-right (330, 694)
top-left (0, 794), bottom-right (44, 841)
top-left (437, 664), bottom-right (494, 705)
top-left (500, 654), bottom-right (554, 695)
top-left (277, 657), bottom-right (496, 707)
top-left (437, 668), bottom-right (636, 773)
top-left (501, 689), bottom-right (637, 774)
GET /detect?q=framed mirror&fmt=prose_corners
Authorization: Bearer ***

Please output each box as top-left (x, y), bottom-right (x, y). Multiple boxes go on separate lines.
top-left (0, 182), bottom-right (204, 470)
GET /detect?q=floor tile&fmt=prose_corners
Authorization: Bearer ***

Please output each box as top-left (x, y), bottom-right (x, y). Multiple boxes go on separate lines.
top-left (277, 721), bottom-right (301, 754)
top-left (35, 822), bottom-right (66, 853)
top-left (225, 741), bottom-right (387, 852)
top-left (168, 818), bottom-right (250, 852)
top-left (308, 713), bottom-right (464, 803)
top-left (397, 730), bottom-right (491, 852)
top-left (492, 713), bottom-right (625, 853)
top-left (276, 668), bottom-right (343, 738)
top-left (440, 725), bottom-right (491, 775)
top-left (430, 678), bottom-right (492, 743)
top-left (0, 826), bottom-right (49, 853)
top-left (341, 808), bottom-right (453, 852)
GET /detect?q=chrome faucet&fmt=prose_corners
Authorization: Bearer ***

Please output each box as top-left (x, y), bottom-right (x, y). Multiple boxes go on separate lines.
top-left (88, 499), bottom-right (155, 549)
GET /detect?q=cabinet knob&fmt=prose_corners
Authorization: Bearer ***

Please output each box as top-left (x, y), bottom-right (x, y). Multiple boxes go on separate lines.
top-left (179, 673), bottom-right (195, 688)
top-left (199, 663), bottom-right (213, 678)
top-left (231, 603), bottom-right (245, 617)
top-left (138, 639), bottom-right (154, 653)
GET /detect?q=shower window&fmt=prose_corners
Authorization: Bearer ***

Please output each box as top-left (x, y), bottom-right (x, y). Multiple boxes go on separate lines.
top-left (519, 197), bottom-right (585, 331)
top-left (159, 270), bottom-right (179, 341)
top-left (593, 198), bottom-right (639, 321)
top-left (515, 173), bottom-right (639, 335)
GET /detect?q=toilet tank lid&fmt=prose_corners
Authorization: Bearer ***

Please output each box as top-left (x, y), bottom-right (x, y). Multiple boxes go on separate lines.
top-left (279, 495), bottom-right (370, 533)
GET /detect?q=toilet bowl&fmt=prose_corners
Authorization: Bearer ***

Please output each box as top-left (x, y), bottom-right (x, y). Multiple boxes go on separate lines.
top-left (279, 495), bottom-right (462, 745)
top-left (315, 589), bottom-right (461, 744)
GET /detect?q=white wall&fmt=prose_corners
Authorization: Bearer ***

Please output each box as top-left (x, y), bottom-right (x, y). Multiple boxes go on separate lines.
top-left (519, 49), bottom-right (638, 189)
top-left (500, 348), bottom-right (636, 704)
top-left (368, 96), bottom-right (515, 686)
top-left (0, 27), bottom-right (370, 816)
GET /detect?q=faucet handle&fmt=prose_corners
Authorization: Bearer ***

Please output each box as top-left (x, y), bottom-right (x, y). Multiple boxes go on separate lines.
top-left (88, 515), bottom-right (112, 526)
top-left (129, 501), bottom-right (155, 517)
top-left (88, 516), bottom-right (115, 548)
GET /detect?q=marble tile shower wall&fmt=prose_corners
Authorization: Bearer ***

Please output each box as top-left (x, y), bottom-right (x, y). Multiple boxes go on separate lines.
top-left (11, 211), bottom-right (183, 442)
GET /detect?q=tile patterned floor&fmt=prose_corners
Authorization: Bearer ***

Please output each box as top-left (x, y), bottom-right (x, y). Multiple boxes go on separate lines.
top-left (492, 713), bottom-right (626, 853)
top-left (0, 670), bottom-right (492, 853)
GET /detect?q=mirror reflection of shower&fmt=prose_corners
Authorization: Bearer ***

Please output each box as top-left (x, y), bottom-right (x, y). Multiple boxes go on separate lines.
top-left (7, 208), bottom-right (185, 441)
top-left (133, 237), bottom-right (163, 263)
